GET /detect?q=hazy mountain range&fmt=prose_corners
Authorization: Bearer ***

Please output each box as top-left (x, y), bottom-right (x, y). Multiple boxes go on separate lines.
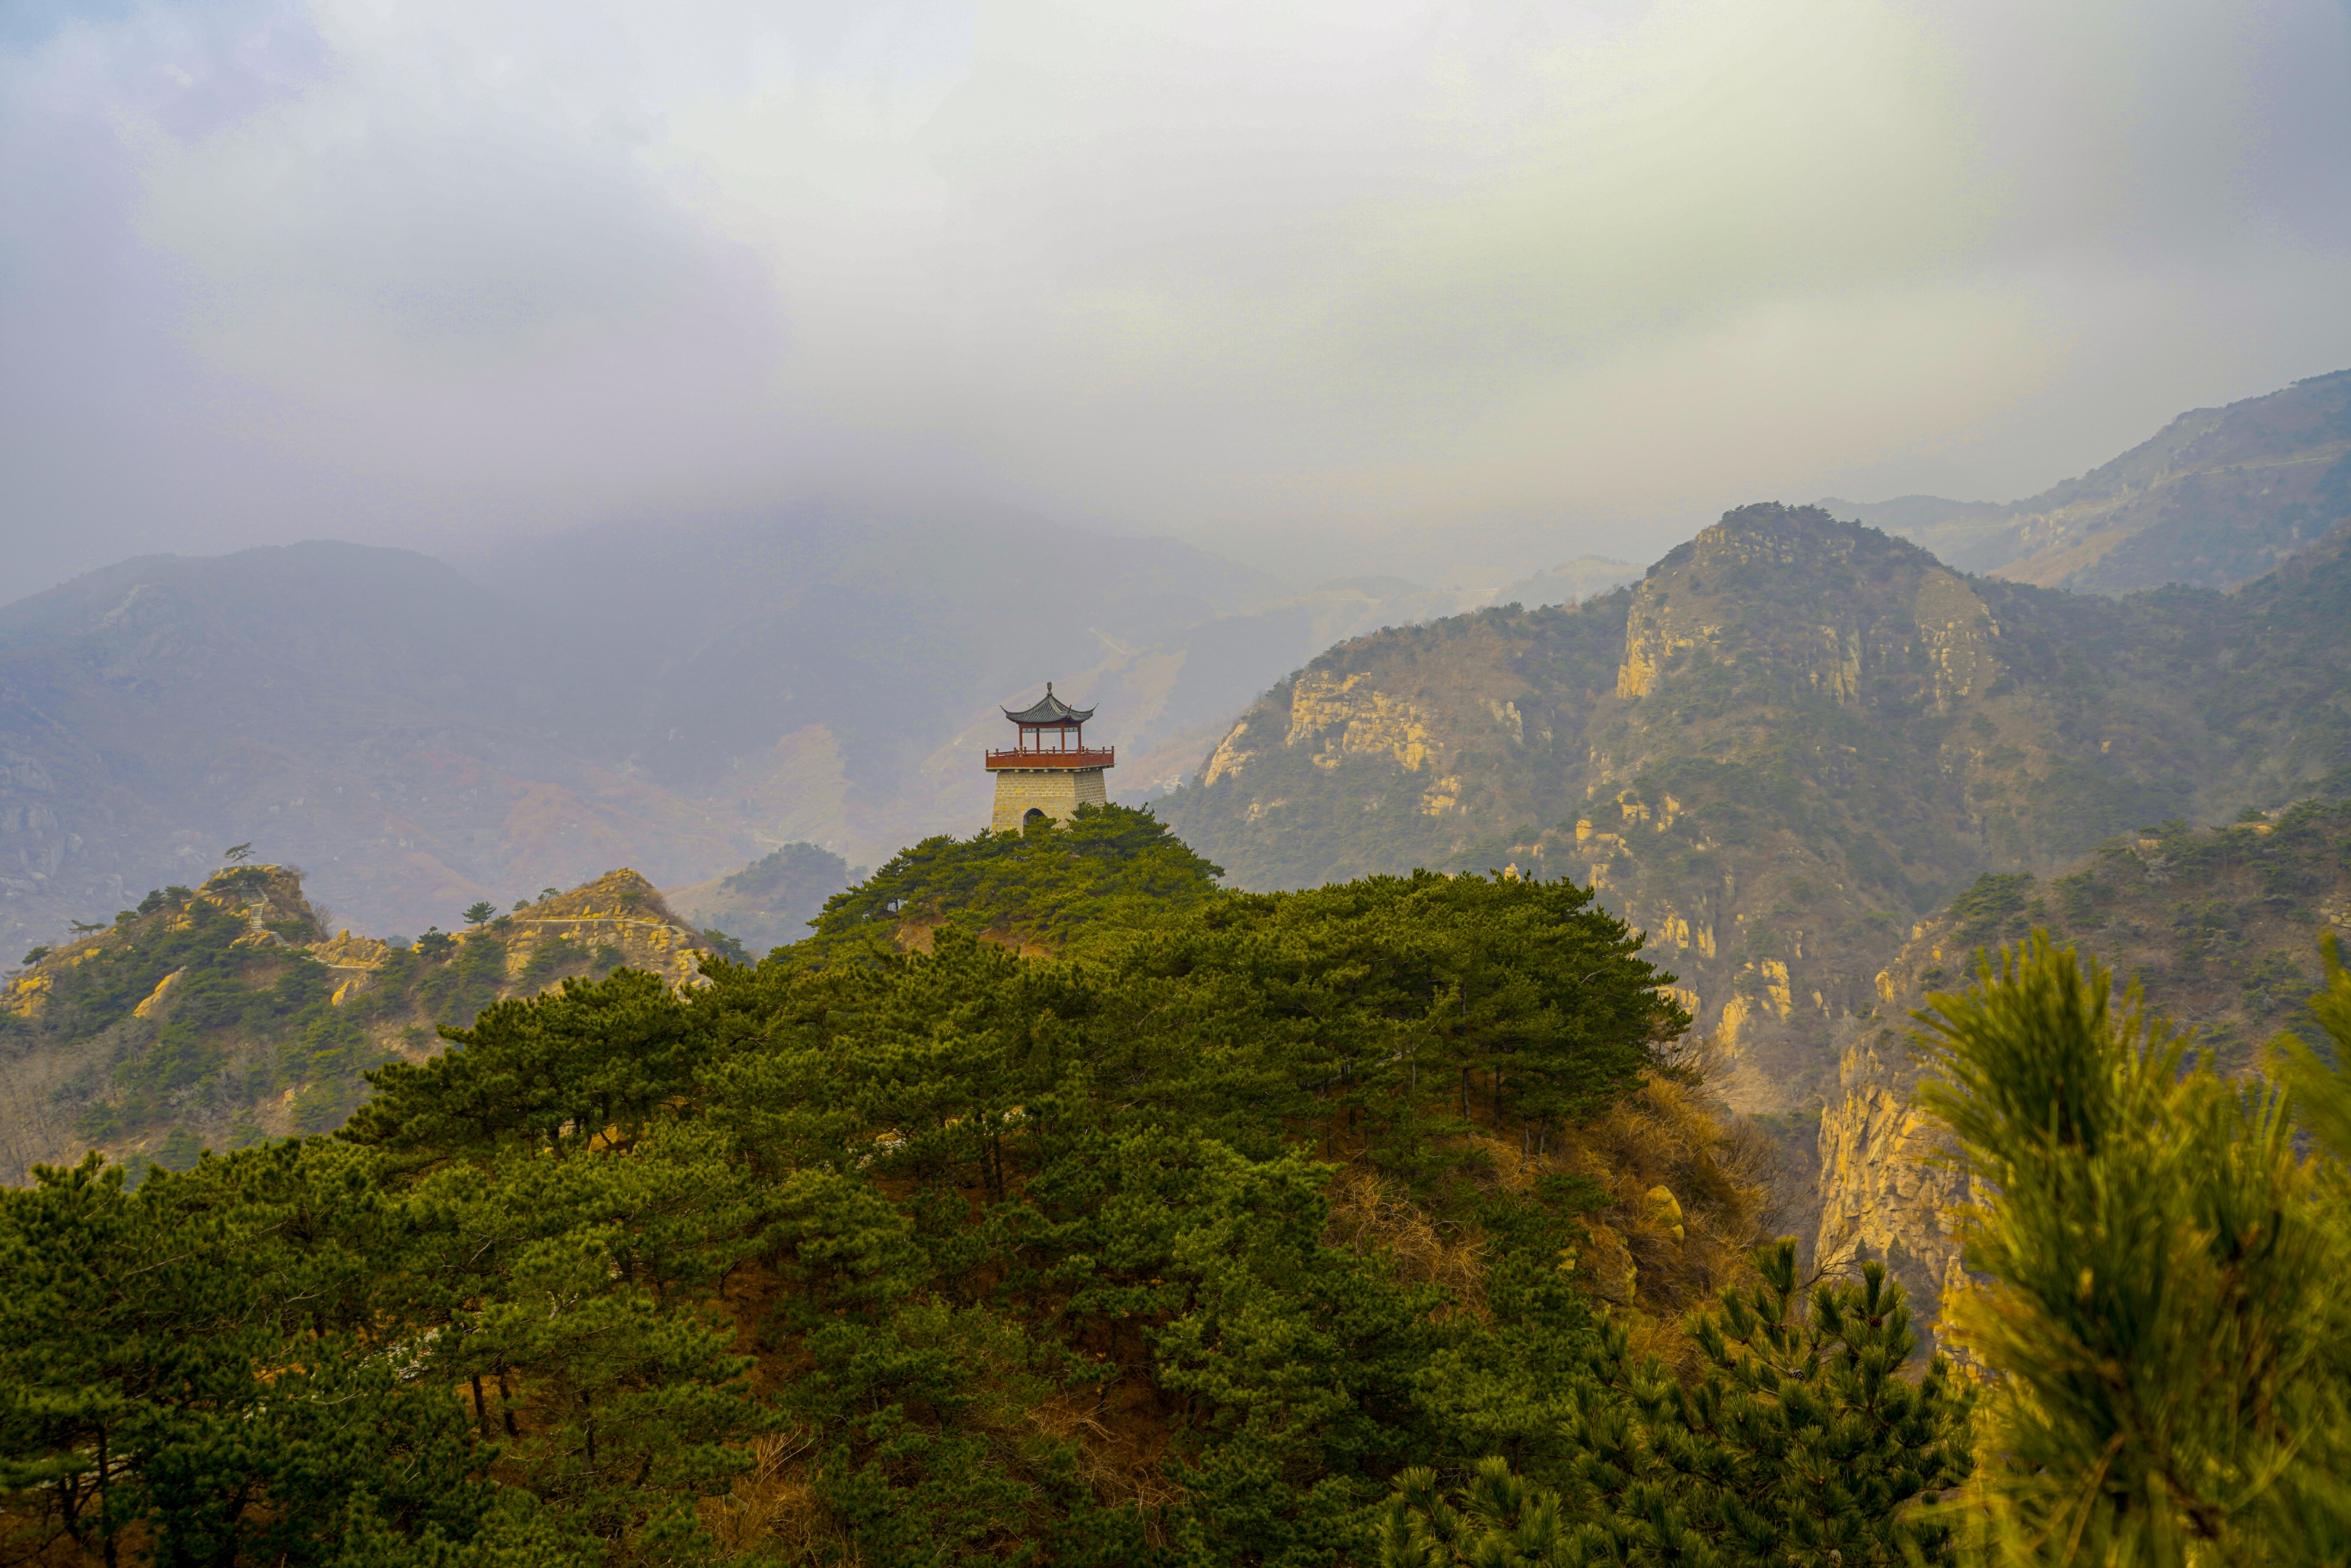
top-left (1823, 368), bottom-right (2351, 592)
top-left (9, 368), bottom-right (2351, 1342)
top-left (4, 367), bottom-right (2344, 974)
top-left (0, 501), bottom-right (1630, 957)
top-left (1159, 497), bottom-right (2351, 1111)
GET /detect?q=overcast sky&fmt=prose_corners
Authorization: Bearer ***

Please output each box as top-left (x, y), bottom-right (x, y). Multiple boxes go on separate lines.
top-left (5, 0), bottom-right (2350, 601)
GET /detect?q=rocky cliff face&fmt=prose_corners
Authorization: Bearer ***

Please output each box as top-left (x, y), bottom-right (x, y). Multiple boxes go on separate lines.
top-left (1162, 505), bottom-right (2351, 1119)
top-left (1164, 506), bottom-right (2351, 1339)
top-left (1812, 795), bottom-right (2351, 1344)
top-left (309, 868), bottom-right (710, 1002)
top-left (492, 870), bottom-right (710, 992)
top-left (1810, 1036), bottom-right (1970, 1357)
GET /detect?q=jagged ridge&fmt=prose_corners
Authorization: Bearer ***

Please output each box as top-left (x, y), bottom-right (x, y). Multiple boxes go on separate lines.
top-left (1162, 504), bottom-right (2351, 1114)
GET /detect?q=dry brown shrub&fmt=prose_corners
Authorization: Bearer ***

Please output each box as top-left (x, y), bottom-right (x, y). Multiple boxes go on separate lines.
top-left (1617, 1309), bottom-right (1698, 1376)
top-left (912, 1309), bottom-right (1186, 1535)
top-left (1323, 1164), bottom-right (1489, 1317)
top-left (1527, 1059), bottom-right (1775, 1375)
top-left (697, 1428), bottom-right (849, 1559)
top-left (1393, 1039), bottom-right (1780, 1373)
top-left (889, 919), bottom-right (1051, 958)
top-left (1323, 1041), bottom-right (1773, 1350)
top-left (1553, 1069), bottom-right (1770, 1301)
top-left (1023, 1384), bottom-right (1188, 1516)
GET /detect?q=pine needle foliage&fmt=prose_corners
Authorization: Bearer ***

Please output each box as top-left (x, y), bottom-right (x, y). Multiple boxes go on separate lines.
top-left (800, 802), bottom-right (1223, 963)
top-left (1374, 1241), bottom-right (1973, 1567)
top-left (1915, 931), bottom-right (2351, 1566)
top-left (1, 817), bottom-right (1856, 1564)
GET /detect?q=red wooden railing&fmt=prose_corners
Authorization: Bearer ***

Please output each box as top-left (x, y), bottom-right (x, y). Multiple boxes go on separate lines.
top-left (985, 747), bottom-right (1115, 769)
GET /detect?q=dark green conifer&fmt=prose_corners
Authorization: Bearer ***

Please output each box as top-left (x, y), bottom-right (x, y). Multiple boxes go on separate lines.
top-left (1377, 1241), bottom-right (1972, 1568)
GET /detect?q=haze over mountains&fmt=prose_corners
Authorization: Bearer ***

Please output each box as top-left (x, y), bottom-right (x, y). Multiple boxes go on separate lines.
top-left (1161, 413), bottom-right (2351, 1113)
top-left (7, 364), bottom-right (2351, 1376)
top-left (1824, 369), bottom-right (2351, 592)
top-left (0, 502), bottom-right (1631, 958)
top-left (2, 369), bottom-right (2344, 981)
top-left (12, 1), bottom-right (2351, 1545)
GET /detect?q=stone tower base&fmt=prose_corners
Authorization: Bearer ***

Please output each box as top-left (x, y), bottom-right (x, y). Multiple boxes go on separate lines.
top-left (990, 767), bottom-right (1109, 832)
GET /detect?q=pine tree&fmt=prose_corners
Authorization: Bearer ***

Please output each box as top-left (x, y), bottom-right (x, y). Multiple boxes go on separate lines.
top-left (0, 1151), bottom-right (513, 1563)
top-left (1376, 1239), bottom-right (1973, 1567)
top-left (1917, 931), bottom-right (2351, 1564)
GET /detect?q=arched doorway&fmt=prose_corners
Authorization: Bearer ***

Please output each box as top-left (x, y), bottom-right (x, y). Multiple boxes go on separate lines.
top-left (1023, 808), bottom-right (1047, 828)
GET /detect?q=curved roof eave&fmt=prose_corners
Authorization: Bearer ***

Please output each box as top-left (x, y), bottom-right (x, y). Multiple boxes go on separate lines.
top-left (1001, 684), bottom-right (1095, 724)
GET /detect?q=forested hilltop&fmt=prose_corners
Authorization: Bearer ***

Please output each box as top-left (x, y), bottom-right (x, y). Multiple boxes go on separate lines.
top-left (0, 864), bottom-right (707, 1182)
top-left (0, 807), bottom-right (1990, 1565)
top-left (1161, 505), bottom-right (2351, 1112)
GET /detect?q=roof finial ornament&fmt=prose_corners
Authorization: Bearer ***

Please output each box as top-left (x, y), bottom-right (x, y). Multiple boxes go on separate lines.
top-left (1047, 681), bottom-right (1054, 694)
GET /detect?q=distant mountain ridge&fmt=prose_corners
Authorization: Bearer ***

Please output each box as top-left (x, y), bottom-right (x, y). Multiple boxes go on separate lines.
top-left (1494, 555), bottom-right (1645, 610)
top-left (664, 840), bottom-right (858, 958)
top-left (0, 507), bottom-right (1619, 960)
top-left (10, 372), bottom-right (2342, 978)
top-left (0, 510), bottom-right (1308, 956)
top-left (1822, 368), bottom-right (2351, 592)
top-left (1160, 502), bottom-right (2351, 1111)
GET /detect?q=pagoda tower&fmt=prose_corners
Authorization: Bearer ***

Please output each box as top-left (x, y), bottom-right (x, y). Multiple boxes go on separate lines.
top-left (986, 683), bottom-right (1114, 831)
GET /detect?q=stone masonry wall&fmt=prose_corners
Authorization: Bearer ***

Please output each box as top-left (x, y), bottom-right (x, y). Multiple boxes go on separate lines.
top-left (989, 768), bottom-right (1109, 832)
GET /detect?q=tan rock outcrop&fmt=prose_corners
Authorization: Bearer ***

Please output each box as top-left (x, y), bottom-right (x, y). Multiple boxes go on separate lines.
top-left (1812, 1038), bottom-right (1972, 1356)
top-left (490, 868), bottom-right (709, 989)
top-left (131, 968), bottom-right (186, 1020)
top-left (1202, 722), bottom-right (1252, 785)
top-left (2, 964), bottom-right (54, 1018)
top-left (1615, 601), bottom-right (1706, 698)
top-left (197, 864), bottom-right (329, 947)
top-left (1910, 571), bottom-right (2003, 712)
top-left (1563, 1220), bottom-right (1639, 1305)
top-left (309, 930), bottom-right (391, 970)
top-left (1284, 671), bottom-right (1437, 772)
